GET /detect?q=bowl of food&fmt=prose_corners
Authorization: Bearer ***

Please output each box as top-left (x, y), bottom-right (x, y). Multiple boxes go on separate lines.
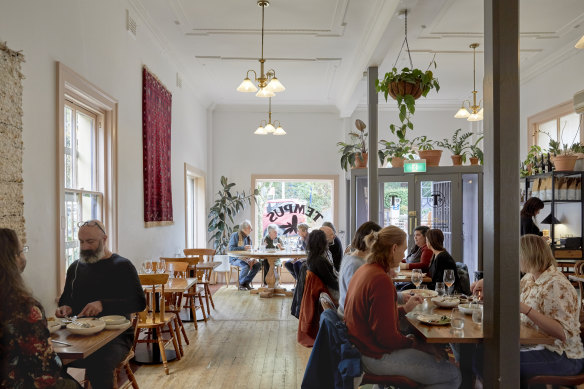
top-left (458, 303), bottom-right (482, 315)
top-left (66, 318), bottom-right (106, 335)
top-left (409, 289), bottom-right (438, 298)
top-left (431, 296), bottom-right (460, 308)
top-left (100, 315), bottom-right (127, 326)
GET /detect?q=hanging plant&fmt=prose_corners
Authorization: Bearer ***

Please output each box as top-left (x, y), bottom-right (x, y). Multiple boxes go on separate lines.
top-left (375, 10), bottom-right (440, 140)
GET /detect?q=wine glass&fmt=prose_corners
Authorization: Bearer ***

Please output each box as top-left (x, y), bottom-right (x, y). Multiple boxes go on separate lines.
top-left (143, 260), bottom-right (153, 274)
top-left (158, 259), bottom-right (166, 274)
top-left (411, 269), bottom-right (423, 289)
top-left (443, 269), bottom-right (455, 296)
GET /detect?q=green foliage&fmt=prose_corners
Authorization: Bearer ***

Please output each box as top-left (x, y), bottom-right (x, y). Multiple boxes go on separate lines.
top-left (375, 59), bottom-right (440, 140)
top-left (469, 136), bottom-right (484, 164)
top-left (378, 138), bottom-right (415, 164)
top-left (207, 176), bottom-right (258, 254)
top-left (413, 135), bottom-right (436, 151)
top-left (520, 145), bottom-right (543, 178)
top-left (383, 185), bottom-right (409, 214)
top-left (337, 119), bottom-right (368, 171)
top-left (435, 129), bottom-right (474, 162)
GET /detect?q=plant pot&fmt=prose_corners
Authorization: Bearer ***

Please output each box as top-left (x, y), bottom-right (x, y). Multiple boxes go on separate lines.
top-left (388, 81), bottom-right (423, 100)
top-left (469, 157), bottom-right (480, 165)
top-left (352, 152), bottom-right (368, 169)
top-left (418, 150), bottom-right (443, 167)
top-left (390, 157), bottom-right (405, 168)
top-left (552, 154), bottom-right (578, 171)
top-left (451, 155), bottom-right (463, 166)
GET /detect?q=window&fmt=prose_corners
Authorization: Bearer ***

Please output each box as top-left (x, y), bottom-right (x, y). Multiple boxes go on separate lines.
top-left (58, 62), bottom-right (118, 291)
top-left (184, 163), bottom-right (206, 249)
top-left (251, 175), bottom-right (338, 245)
top-left (528, 101), bottom-right (583, 150)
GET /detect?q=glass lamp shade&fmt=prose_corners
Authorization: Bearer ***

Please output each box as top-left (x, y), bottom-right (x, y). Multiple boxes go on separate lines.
top-left (273, 126), bottom-right (286, 135)
top-left (237, 77), bottom-right (258, 93)
top-left (254, 126), bottom-right (267, 135)
top-left (266, 78), bottom-right (285, 93)
top-left (264, 123), bottom-right (276, 133)
top-left (576, 35), bottom-right (584, 49)
top-left (468, 111), bottom-right (482, 121)
top-left (477, 108), bottom-right (484, 120)
top-left (256, 87), bottom-right (275, 98)
top-left (455, 106), bottom-right (471, 118)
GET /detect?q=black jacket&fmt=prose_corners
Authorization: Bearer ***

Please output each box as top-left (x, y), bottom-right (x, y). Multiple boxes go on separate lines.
top-left (521, 215), bottom-right (543, 236)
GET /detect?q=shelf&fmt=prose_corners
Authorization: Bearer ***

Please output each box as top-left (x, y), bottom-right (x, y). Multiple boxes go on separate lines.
top-left (524, 171), bottom-right (584, 179)
top-left (542, 200), bottom-right (582, 203)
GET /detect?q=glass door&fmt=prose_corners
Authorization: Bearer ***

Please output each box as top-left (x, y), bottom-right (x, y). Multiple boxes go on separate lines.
top-left (379, 176), bottom-right (415, 246)
top-left (414, 174), bottom-right (462, 261)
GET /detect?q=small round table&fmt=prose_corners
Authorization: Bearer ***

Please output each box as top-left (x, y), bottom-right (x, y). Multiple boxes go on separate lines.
top-left (228, 250), bottom-right (307, 298)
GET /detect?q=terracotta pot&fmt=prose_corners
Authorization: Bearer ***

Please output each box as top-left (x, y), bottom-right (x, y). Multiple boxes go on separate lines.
top-left (552, 154), bottom-right (578, 171)
top-left (352, 152), bottom-right (368, 169)
top-left (469, 157), bottom-right (480, 165)
top-left (387, 81), bottom-right (423, 100)
top-left (451, 155), bottom-right (463, 166)
top-left (390, 157), bottom-right (405, 168)
top-left (418, 150), bottom-right (443, 167)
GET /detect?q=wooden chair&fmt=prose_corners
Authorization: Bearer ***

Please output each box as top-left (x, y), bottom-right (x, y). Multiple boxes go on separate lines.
top-left (230, 265), bottom-right (241, 288)
top-left (163, 261), bottom-right (191, 351)
top-left (133, 273), bottom-right (182, 375)
top-left (184, 249), bottom-right (216, 315)
top-left (83, 350), bottom-right (139, 389)
top-left (161, 257), bottom-right (207, 328)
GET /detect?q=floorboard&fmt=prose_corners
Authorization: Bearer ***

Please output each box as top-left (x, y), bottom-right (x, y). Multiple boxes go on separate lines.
top-left (132, 285), bottom-right (311, 388)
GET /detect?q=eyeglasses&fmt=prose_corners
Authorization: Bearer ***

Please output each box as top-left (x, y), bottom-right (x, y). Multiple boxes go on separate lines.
top-left (19, 246), bottom-right (29, 255)
top-left (77, 221), bottom-right (106, 235)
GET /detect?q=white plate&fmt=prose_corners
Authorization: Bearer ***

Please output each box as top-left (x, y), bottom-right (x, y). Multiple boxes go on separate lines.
top-left (409, 289), bottom-right (438, 298)
top-left (49, 323), bottom-right (61, 334)
top-left (105, 319), bottom-right (132, 330)
top-left (431, 296), bottom-right (460, 308)
top-left (416, 313), bottom-right (451, 326)
top-left (66, 318), bottom-right (106, 335)
top-left (100, 315), bottom-right (127, 325)
top-left (459, 303), bottom-right (482, 315)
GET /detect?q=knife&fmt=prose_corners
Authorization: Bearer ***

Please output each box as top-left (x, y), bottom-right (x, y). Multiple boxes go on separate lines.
top-left (50, 339), bottom-right (72, 346)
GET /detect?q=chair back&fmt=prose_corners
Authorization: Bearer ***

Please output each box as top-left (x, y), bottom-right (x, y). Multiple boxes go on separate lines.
top-left (139, 273), bottom-right (169, 322)
top-left (455, 262), bottom-right (471, 295)
top-left (184, 248), bottom-right (216, 263)
top-left (166, 261), bottom-right (189, 278)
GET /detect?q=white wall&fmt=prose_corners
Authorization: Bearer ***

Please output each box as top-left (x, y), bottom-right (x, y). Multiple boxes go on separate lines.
top-left (0, 0), bottom-right (208, 312)
top-left (211, 106), bottom-right (347, 238)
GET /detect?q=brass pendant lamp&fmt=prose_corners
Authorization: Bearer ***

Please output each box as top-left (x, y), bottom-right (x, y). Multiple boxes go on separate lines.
top-left (454, 43), bottom-right (484, 121)
top-left (254, 97), bottom-right (286, 135)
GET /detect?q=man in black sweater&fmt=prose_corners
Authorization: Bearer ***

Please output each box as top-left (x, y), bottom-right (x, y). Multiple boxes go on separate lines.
top-left (56, 220), bottom-right (146, 389)
top-left (320, 221), bottom-right (344, 272)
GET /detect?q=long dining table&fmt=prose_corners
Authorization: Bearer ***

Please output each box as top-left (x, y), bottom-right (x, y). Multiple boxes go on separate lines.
top-left (406, 305), bottom-right (554, 387)
top-left (393, 270), bottom-right (432, 284)
top-left (51, 323), bottom-right (131, 365)
top-left (228, 250), bottom-right (307, 298)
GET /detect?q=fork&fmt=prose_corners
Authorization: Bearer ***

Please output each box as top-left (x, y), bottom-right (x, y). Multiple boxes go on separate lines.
top-left (67, 316), bottom-right (91, 328)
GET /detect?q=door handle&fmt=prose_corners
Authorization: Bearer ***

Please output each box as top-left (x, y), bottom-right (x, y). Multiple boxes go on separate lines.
top-left (408, 211), bottom-right (417, 235)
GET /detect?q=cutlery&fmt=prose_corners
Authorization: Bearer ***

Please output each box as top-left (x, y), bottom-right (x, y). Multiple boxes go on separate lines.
top-left (50, 339), bottom-right (72, 346)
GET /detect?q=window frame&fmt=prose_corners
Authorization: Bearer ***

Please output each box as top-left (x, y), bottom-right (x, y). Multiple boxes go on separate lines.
top-left (57, 62), bottom-right (118, 292)
top-left (184, 163), bottom-right (206, 249)
top-left (250, 174), bottom-right (339, 241)
top-left (527, 100), bottom-right (584, 149)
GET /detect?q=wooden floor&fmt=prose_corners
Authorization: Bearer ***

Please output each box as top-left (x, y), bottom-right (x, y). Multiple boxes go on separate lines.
top-left (133, 285), bottom-right (311, 389)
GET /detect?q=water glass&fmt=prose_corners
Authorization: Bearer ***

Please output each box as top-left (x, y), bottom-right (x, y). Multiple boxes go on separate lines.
top-left (143, 260), bottom-right (153, 274)
top-left (435, 282), bottom-right (446, 296)
top-left (158, 259), bottom-right (166, 274)
top-left (451, 307), bottom-right (465, 330)
top-left (471, 304), bottom-right (483, 325)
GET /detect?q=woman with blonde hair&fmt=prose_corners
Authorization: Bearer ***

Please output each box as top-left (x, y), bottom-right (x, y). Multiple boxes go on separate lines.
top-left (0, 228), bottom-right (79, 388)
top-left (344, 226), bottom-right (461, 388)
top-left (517, 234), bottom-right (584, 384)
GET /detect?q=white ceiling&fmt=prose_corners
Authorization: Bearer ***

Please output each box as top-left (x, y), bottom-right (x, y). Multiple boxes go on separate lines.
top-left (130, 0), bottom-right (584, 117)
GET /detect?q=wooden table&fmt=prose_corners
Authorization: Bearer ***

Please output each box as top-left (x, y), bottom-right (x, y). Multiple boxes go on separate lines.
top-left (228, 250), bottom-right (307, 298)
top-left (406, 306), bottom-right (554, 387)
top-left (394, 270), bottom-right (432, 284)
top-left (51, 325), bottom-right (130, 364)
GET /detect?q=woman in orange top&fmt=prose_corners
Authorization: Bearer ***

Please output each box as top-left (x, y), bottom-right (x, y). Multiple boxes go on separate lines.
top-left (344, 226), bottom-right (461, 388)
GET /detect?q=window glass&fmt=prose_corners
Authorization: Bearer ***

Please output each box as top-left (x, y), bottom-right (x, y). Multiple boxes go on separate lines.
top-left (537, 119), bottom-right (556, 149)
top-left (560, 112), bottom-right (581, 147)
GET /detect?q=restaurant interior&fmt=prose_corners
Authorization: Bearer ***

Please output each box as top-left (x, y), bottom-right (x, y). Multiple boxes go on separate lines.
top-left (1, 0), bottom-right (584, 388)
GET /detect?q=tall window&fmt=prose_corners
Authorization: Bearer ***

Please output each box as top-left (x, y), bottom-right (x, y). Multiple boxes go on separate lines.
top-left (58, 62), bottom-right (118, 291)
top-left (529, 101), bottom-right (583, 150)
top-left (251, 175), bottom-right (338, 245)
top-left (184, 163), bottom-right (206, 249)
top-left (63, 102), bottom-right (102, 269)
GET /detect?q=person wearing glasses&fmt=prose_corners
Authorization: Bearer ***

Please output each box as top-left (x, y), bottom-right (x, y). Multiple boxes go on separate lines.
top-left (320, 221), bottom-right (344, 272)
top-left (228, 220), bottom-right (261, 291)
top-left (1, 228), bottom-right (81, 388)
top-left (55, 220), bottom-right (146, 389)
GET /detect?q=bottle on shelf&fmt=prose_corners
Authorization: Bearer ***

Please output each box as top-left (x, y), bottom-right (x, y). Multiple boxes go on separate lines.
top-left (540, 154), bottom-right (546, 173)
top-left (547, 152), bottom-right (554, 172)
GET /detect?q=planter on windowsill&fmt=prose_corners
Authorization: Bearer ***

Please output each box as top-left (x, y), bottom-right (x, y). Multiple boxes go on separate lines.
top-left (418, 150), bottom-right (443, 167)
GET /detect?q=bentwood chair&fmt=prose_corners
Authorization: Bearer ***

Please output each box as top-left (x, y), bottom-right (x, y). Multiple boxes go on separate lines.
top-left (133, 273), bottom-right (181, 375)
top-left (184, 248), bottom-right (217, 315)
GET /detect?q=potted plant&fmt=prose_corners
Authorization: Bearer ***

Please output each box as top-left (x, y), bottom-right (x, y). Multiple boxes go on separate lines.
top-left (378, 138), bottom-right (415, 168)
top-left (545, 126), bottom-right (581, 171)
top-left (413, 135), bottom-right (442, 167)
top-left (208, 176), bottom-right (259, 254)
top-left (469, 136), bottom-right (484, 165)
top-left (375, 59), bottom-right (440, 140)
top-left (337, 119), bottom-right (368, 171)
top-left (436, 129), bottom-right (474, 166)
top-left (521, 145), bottom-right (544, 177)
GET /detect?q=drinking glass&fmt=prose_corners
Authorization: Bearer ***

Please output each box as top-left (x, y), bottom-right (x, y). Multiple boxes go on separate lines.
top-left (451, 307), bottom-right (465, 330)
top-left (472, 304), bottom-right (483, 326)
top-left (411, 269), bottom-right (423, 289)
top-left (158, 259), bottom-right (166, 274)
top-left (435, 282), bottom-right (446, 296)
top-left (443, 269), bottom-right (455, 295)
top-left (144, 260), bottom-right (153, 274)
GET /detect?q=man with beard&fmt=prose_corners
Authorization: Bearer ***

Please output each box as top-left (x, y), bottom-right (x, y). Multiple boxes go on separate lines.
top-left (56, 220), bottom-right (146, 389)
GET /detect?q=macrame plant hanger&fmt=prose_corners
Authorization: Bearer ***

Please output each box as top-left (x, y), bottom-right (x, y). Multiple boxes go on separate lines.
top-left (393, 10), bottom-right (414, 70)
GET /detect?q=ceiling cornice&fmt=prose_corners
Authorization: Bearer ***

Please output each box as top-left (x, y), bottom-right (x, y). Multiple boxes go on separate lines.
top-left (212, 103), bottom-right (340, 114)
top-left (520, 41), bottom-right (583, 84)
